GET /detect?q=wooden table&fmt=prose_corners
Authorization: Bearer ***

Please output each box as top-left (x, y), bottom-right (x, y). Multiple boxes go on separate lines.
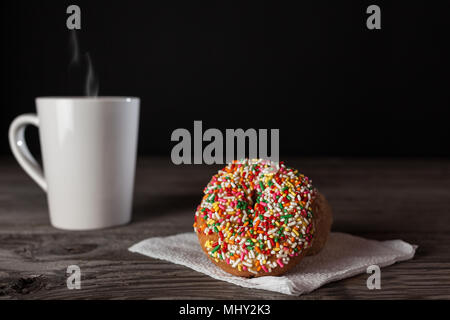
top-left (0, 157), bottom-right (449, 299)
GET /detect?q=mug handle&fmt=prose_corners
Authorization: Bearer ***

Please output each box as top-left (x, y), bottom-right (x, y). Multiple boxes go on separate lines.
top-left (8, 114), bottom-right (47, 192)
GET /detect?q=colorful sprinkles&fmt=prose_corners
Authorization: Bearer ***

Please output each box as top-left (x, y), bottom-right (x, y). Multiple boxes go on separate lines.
top-left (193, 159), bottom-right (316, 276)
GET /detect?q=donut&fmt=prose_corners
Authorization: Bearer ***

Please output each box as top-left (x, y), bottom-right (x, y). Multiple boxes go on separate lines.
top-left (193, 158), bottom-right (332, 277)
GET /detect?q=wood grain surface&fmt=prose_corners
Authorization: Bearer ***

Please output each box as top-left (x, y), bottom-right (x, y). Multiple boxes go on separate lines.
top-left (0, 157), bottom-right (449, 300)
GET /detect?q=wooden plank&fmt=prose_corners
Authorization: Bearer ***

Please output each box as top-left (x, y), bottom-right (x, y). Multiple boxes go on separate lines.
top-left (0, 157), bottom-right (449, 299)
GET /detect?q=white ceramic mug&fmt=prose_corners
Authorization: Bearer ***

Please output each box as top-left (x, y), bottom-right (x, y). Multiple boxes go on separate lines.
top-left (8, 97), bottom-right (140, 230)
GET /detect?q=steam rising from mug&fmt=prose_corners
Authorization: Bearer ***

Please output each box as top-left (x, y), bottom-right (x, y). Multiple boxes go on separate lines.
top-left (85, 53), bottom-right (99, 97)
top-left (69, 30), bottom-right (99, 97)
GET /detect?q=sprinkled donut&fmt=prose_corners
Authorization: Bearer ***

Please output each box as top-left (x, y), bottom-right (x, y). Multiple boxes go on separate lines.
top-left (193, 159), bottom-right (332, 277)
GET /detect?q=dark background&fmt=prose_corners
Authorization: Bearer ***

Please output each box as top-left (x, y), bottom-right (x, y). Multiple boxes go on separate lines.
top-left (1, 0), bottom-right (449, 157)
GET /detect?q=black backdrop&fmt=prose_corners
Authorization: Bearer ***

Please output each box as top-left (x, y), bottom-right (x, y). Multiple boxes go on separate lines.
top-left (1, 0), bottom-right (449, 157)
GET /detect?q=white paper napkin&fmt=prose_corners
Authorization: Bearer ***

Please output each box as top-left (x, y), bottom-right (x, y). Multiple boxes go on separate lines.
top-left (129, 232), bottom-right (416, 295)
